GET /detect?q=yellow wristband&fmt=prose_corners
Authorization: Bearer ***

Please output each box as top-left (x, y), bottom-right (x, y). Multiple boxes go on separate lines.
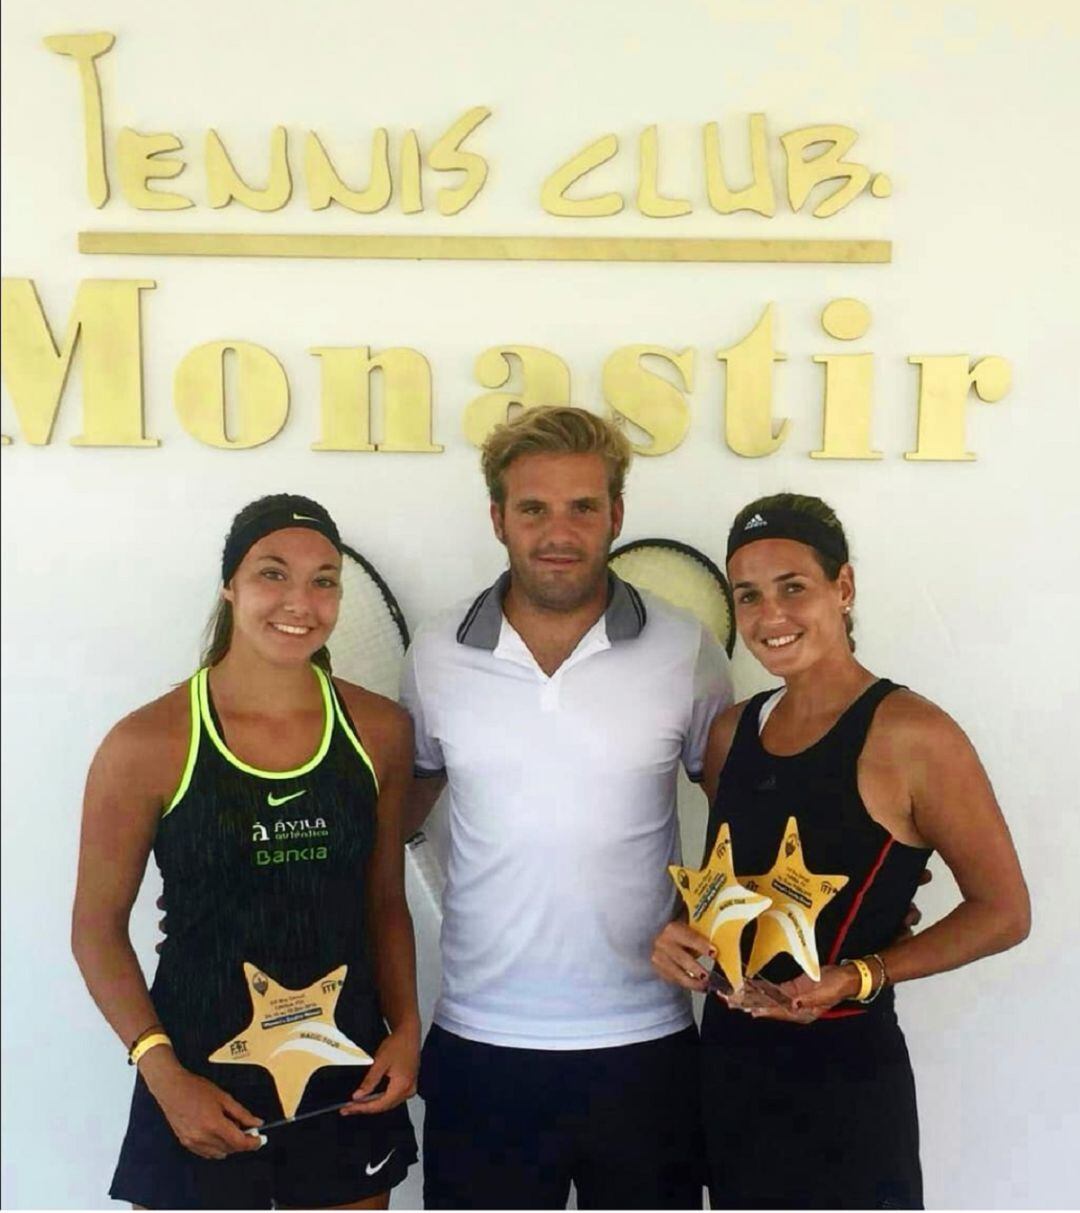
top-left (128, 1032), bottom-right (172, 1066)
top-left (128, 1022), bottom-right (164, 1053)
top-left (842, 958), bottom-right (874, 1002)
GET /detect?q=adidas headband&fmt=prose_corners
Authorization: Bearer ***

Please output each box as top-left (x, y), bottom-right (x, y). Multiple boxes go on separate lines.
top-left (726, 508), bottom-right (848, 567)
top-left (221, 497), bottom-right (342, 586)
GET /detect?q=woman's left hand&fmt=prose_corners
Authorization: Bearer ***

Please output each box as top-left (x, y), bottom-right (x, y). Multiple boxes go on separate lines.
top-left (342, 1025), bottom-right (420, 1114)
top-left (741, 964), bottom-right (861, 1023)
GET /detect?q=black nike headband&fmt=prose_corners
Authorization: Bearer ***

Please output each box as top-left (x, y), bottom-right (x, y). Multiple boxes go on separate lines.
top-left (221, 495), bottom-right (342, 585)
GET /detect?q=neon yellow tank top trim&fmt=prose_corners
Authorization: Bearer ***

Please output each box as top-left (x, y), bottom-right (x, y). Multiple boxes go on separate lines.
top-left (196, 664), bottom-right (336, 779)
top-left (329, 685), bottom-right (379, 793)
top-left (163, 674), bottom-right (202, 818)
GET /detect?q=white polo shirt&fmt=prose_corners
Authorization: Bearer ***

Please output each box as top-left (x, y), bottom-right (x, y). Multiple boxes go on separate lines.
top-left (400, 572), bottom-right (733, 1049)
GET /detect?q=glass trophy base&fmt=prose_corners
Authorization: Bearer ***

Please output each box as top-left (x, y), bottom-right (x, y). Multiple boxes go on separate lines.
top-left (707, 969), bottom-right (816, 1020)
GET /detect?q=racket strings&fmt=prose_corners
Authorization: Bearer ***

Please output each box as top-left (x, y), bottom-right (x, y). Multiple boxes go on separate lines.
top-left (326, 544), bottom-right (449, 916)
top-left (609, 543), bottom-right (734, 654)
top-left (328, 553), bottom-right (409, 699)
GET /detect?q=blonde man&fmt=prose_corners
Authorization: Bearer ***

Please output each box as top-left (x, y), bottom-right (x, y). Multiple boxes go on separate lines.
top-left (401, 407), bottom-right (732, 1210)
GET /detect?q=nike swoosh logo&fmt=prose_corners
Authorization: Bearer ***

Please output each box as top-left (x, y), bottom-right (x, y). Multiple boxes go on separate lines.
top-left (365, 1149), bottom-right (394, 1176)
top-left (267, 790), bottom-right (306, 806)
top-left (293, 513), bottom-right (321, 522)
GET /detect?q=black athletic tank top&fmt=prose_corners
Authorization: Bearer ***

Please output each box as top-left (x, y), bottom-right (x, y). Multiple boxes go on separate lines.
top-left (702, 679), bottom-right (931, 1022)
top-left (149, 666), bottom-right (385, 1100)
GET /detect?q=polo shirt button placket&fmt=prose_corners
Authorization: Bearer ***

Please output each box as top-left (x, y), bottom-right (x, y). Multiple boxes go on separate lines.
top-left (539, 674), bottom-right (560, 713)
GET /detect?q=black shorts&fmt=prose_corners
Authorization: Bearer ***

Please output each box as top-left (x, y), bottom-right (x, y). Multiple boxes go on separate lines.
top-left (109, 1071), bottom-right (417, 1210)
top-left (700, 1002), bottom-right (922, 1210)
top-left (419, 1023), bottom-right (704, 1210)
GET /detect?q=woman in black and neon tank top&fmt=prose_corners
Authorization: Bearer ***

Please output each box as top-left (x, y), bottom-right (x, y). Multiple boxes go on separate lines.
top-left (72, 495), bottom-right (419, 1210)
top-left (651, 493), bottom-right (1030, 1210)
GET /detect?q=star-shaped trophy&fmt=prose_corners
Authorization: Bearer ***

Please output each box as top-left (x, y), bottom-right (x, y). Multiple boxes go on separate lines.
top-left (209, 962), bottom-right (373, 1121)
top-left (742, 816), bottom-right (848, 981)
top-left (669, 822), bottom-right (772, 992)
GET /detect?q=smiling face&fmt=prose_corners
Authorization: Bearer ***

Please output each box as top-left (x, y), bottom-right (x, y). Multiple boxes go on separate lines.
top-left (728, 538), bottom-right (854, 677)
top-left (491, 452), bottom-right (624, 614)
top-left (222, 527), bottom-right (342, 666)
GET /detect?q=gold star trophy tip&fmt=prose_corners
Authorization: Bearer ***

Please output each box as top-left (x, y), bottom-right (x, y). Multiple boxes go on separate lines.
top-left (669, 822), bottom-right (772, 991)
top-left (742, 817), bottom-right (848, 982)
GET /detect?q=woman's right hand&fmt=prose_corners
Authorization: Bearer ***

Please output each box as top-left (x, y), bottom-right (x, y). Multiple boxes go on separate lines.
top-left (141, 1051), bottom-right (264, 1159)
top-left (651, 920), bottom-right (716, 992)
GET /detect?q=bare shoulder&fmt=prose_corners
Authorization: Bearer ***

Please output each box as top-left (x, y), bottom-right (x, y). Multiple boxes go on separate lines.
top-left (89, 682), bottom-right (192, 802)
top-left (872, 688), bottom-right (977, 762)
top-left (710, 697), bottom-right (754, 750)
top-left (702, 698), bottom-right (755, 798)
top-left (332, 678), bottom-right (413, 759)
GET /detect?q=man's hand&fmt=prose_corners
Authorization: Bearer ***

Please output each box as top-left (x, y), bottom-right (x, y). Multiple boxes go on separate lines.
top-left (155, 893), bottom-right (168, 954)
top-left (651, 921), bottom-right (716, 992)
top-left (896, 868), bottom-right (933, 942)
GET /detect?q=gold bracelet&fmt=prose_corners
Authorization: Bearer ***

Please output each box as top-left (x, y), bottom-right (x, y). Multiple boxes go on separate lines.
top-left (128, 1032), bottom-right (173, 1066)
top-left (863, 946), bottom-right (888, 1004)
top-left (841, 957), bottom-right (874, 1002)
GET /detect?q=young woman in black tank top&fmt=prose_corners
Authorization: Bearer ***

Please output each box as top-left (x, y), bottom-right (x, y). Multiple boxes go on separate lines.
top-left (652, 493), bottom-right (1030, 1210)
top-left (72, 495), bottom-right (419, 1210)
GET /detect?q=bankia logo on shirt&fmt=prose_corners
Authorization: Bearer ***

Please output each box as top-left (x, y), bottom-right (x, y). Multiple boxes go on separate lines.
top-left (251, 811), bottom-right (331, 865)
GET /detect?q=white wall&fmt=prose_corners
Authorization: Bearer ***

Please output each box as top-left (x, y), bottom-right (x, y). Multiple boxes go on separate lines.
top-left (2, 1), bottom-right (1078, 1207)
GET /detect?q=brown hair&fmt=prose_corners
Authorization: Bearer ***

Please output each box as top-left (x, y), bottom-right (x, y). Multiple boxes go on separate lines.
top-left (729, 492), bottom-right (856, 652)
top-left (481, 406), bottom-right (632, 506)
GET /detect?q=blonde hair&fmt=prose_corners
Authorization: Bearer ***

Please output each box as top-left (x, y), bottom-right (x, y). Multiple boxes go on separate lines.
top-left (481, 406), bottom-right (632, 506)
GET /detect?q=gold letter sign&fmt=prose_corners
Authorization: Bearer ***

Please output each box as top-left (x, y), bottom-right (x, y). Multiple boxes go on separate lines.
top-left (0, 279), bottom-right (157, 446)
top-left (174, 341), bottom-right (289, 448)
top-left (9, 35), bottom-right (1016, 465)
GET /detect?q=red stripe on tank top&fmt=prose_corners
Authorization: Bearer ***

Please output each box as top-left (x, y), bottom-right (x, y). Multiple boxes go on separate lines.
top-left (826, 836), bottom-right (895, 966)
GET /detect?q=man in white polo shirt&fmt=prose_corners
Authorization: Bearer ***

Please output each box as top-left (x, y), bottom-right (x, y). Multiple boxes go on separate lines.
top-left (401, 407), bottom-right (732, 1210)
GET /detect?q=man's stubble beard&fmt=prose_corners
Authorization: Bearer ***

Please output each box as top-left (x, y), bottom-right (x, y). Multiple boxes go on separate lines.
top-left (508, 533), bottom-right (614, 614)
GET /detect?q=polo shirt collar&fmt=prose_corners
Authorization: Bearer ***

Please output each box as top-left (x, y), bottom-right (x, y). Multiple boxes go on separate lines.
top-left (456, 570), bottom-right (647, 651)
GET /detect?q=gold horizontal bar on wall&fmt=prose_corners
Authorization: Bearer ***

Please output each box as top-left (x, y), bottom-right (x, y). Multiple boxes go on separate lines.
top-left (79, 231), bottom-right (891, 264)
